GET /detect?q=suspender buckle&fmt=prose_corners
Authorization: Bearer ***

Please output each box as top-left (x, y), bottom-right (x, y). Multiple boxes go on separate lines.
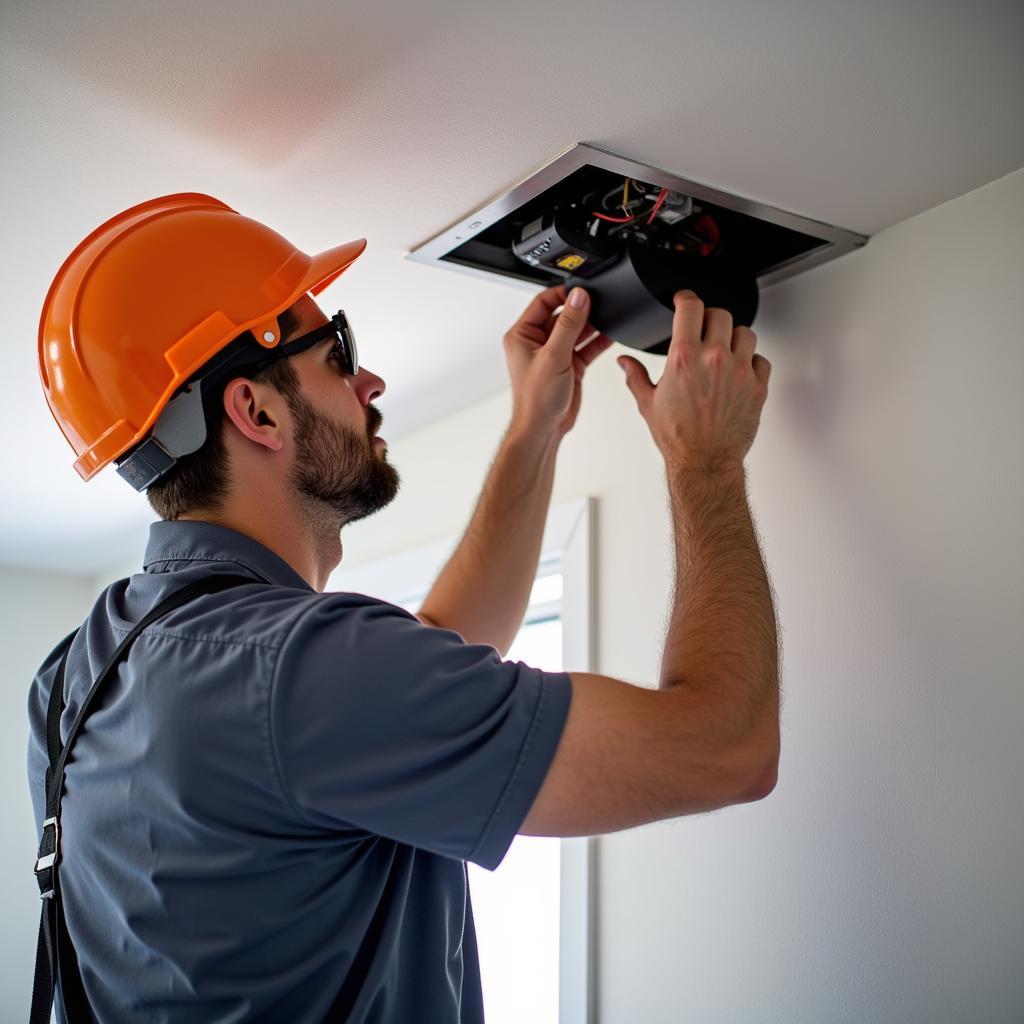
top-left (34, 816), bottom-right (61, 895)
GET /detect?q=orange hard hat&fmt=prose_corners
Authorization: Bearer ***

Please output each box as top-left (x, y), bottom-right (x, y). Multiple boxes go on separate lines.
top-left (38, 192), bottom-right (367, 485)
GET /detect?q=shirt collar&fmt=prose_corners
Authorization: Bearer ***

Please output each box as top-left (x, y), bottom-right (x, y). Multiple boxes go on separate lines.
top-left (143, 520), bottom-right (315, 592)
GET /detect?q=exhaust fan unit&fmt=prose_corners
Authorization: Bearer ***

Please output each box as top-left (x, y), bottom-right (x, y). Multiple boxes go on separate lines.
top-left (407, 143), bottom-right (868, 354)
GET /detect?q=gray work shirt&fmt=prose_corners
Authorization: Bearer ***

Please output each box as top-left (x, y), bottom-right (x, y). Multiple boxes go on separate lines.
top-left (27, 519), bottom-right (573, 1022)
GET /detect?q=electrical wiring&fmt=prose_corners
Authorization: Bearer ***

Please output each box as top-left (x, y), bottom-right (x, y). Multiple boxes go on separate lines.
top-left (584, 179), bottom-right (718, 256)
top-left (591, 211), bottom-right (636, 223)
top-left (644, 188), bottom-right (668, 225)
top-left (591, 178), bottom-right (637, 222)
top-left (590, 180), bottom-right (670, 226)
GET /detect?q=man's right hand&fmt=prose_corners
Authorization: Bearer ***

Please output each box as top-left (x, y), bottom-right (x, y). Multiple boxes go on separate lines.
top-left (617, 289), bottom-right (771, 473)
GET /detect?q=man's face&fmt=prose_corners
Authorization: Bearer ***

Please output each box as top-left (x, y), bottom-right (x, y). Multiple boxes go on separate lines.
top-left (282, 296), bottom-right (400, 526)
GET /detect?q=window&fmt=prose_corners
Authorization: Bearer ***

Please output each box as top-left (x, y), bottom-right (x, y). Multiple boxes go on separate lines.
top-left (330, 497), bottom-right (596, 1024)
top-left (469, 571), bottom-right (565, 1022)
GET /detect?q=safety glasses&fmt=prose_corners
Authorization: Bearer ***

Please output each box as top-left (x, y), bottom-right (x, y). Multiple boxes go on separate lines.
top-left (192, 309), bottom-right (360, 411)
top-left (257, 309), bottom-right (359, 375)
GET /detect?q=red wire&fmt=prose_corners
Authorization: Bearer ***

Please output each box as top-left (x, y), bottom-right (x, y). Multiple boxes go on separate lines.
top-left (645, 188), bottom-right (669, 225)
top-left (589, 187), bottom-right (681, 230)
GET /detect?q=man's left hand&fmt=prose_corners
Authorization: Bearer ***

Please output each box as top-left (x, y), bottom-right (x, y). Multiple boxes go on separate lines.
top-left (503, 284), bottom-right (614, 439)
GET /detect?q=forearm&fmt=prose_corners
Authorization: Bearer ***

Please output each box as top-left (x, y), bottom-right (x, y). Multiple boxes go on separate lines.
top-left (660, 464), bottom-right (780, 752)
top-left (418, 422), bottom-right (561, 656)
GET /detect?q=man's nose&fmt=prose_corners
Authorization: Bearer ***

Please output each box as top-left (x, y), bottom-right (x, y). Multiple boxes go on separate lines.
top-left (356, 367), bottom-right (386, 404)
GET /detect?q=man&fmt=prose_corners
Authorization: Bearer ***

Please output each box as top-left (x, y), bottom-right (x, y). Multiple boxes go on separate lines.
top-left (29, 194), bottom-right (779, 1022)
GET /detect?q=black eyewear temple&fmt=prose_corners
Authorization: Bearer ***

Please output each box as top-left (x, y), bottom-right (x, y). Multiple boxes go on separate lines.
top-left (197, 309), bottom-right (359, 394)
top-left (254, 309), bottom-right (359, 376)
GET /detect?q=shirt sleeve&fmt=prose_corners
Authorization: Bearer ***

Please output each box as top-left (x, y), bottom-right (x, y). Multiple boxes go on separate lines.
top-left (270, 593), bottom-right (573, 870)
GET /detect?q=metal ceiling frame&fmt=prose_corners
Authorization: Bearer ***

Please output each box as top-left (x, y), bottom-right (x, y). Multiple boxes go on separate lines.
top-left (406, 141), bottom-right (868, 291)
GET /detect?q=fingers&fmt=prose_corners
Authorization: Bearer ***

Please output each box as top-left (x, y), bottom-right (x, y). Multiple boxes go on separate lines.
top-left (670, 290), bottom-right (705, 352)
top-left (702, 308), bottom-right (734, 349)
top-left (731, 326), bottom-right (757, 364)
top-left (672, 290), bottom-right (759, 365)
top-left (752, 353), bottom-right (772, 386)
top-left (512, 283), bottom-right (569, 335)
top-left (522, 285), bottom-right (757, 386)
top-left (618, 354), bottom-right (653, 414)
top-left (546, 286), bottom-right (594, 362)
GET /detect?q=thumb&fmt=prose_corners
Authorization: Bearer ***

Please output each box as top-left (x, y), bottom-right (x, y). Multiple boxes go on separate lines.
top-left (548, 287), bottom-right (592, 363)
top-left (617, 355), bottom-right (653, 412)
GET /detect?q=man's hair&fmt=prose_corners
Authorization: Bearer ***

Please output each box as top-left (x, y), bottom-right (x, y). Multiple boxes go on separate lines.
top-left (146, 307), bottom-right (303, 520)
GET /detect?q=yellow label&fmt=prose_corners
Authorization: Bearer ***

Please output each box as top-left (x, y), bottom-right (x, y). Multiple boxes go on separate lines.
top-left (555, 253), bottom-right (587, 271)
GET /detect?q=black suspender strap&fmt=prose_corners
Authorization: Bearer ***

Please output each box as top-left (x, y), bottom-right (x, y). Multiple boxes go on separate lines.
top-left (30, 573), bottom-right (268, 1024)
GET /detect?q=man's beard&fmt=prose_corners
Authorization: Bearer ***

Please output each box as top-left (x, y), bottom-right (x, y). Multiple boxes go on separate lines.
top-left (286, 391), bottom-right (400, 527)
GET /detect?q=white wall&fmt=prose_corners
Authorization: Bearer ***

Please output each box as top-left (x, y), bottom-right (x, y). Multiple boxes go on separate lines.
top-left (7, 165), bottom-right (1022, 1021)
top-left (341, 166), bottom-right (1024, 1021)
top-left (1, 566), bottom-right (96, 1017)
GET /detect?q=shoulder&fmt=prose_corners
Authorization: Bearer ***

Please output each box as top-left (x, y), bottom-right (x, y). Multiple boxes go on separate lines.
top-left (271, 590), bottom-right (474, 694)
top-left (177, 585), bottom-right (427, 669)
top-left (143, 581), bottom-right (417, 652)
top-left (275, 589), bottom-right (423, 656)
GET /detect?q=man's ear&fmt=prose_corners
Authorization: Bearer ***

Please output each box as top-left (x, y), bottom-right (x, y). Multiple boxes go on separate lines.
top-left (222, 378), bottom-right (285, 452)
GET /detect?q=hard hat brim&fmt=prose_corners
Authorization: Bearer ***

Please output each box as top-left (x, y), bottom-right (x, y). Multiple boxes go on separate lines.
top-left (303, 238), bottom-right (368, 296)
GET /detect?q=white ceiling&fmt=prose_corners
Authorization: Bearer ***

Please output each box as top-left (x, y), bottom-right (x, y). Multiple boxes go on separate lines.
top-left (3, 0), bottom-right (1023, 574)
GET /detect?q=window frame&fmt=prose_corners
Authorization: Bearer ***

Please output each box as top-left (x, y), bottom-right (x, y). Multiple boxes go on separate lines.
top-left (328, 495), bottom-right (597, 1024)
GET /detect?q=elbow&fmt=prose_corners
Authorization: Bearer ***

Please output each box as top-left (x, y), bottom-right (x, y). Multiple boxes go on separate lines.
top-left (743, 753), bottom-right (779, 802)
top-left (741, 709), bottom-right (780, 802)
